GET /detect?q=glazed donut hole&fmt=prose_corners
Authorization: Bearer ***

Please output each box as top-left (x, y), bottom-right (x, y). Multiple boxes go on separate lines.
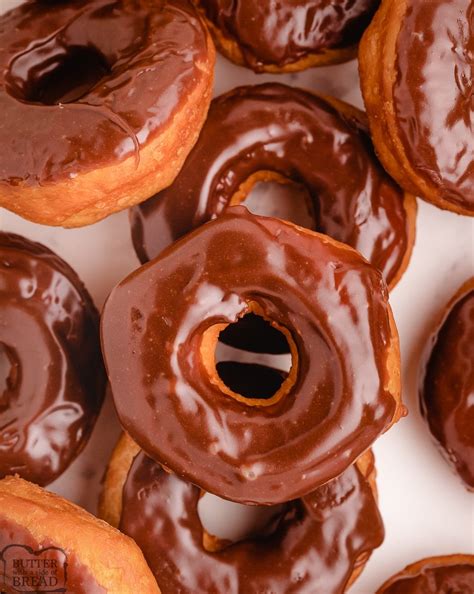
top-left (6, 43), bottom-right (111, 106)
top-left (198, 491), bottom-right (285, 553)
top-left (230, 171), bottom-right (315, 229)
top-left (200, 301), bottom-right (298, 406)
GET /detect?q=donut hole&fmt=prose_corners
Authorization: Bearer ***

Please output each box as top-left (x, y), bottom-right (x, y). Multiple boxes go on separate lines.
top-left (198, 491), bottom-right (284, 552)
top-left (6, 45), bottom-right (110, 105)
top-left (201, 305), bottom-right (297, 405)
top-left (231, 173), bottom-right (315, 229)
top-left (0, 343), bottom-right (18, 403)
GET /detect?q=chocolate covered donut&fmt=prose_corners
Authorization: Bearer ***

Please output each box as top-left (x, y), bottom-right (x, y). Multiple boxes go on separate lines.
top-left (108, 445), bottom-right (384, 594)
top-left (102, 207), bottom-right (402, 505)
top-left (360, 0), bottom-right (474, 215)
top-left (0, 0), bottom-right (215, 226)
top-left (131, 84), bottom-right (416, 289)
top-left (420, 279), bottom-right (474, 490)
top-left (0, 233), bottom-right (105, 486)
top-left (376, 555), bottom-right (474, 594)
top-left (195, 0), bottom-right (381, 71)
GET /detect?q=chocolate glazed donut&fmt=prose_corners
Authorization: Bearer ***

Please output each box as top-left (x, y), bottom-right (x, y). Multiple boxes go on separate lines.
top-left (102, 207), bottom-right (403, 505)
top-left (0, 0), bottom-right (214, 227)
top-left (376, 555), bottom-right (474, 594)
top-left (0, 233), bottom-right (105, 485)
top-left (360, 0), bottom-right (474, 215)
top-left (419, 279), bottom-right (474, 490)
top-left (115, 448), bottom-right (384, 594)
top-left (131, 84), bottom-right (416, 290)
top-left (194, 0), bottom-right (381, 71)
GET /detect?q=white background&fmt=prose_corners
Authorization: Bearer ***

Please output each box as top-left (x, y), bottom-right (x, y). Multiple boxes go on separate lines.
top-left (1, 1), bottom-right (473, 591)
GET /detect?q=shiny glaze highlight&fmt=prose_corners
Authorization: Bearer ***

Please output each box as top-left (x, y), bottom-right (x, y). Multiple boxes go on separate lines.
top-left (199, 0), bottom-right (380, 70)
top-left (0, 0), bottom-right (210, 185)
top-left (0, 233), bottom-right (105, 485)
top-left (103, 207), bottom-right (398, 504)
top-left (420, 280), bottom-right (474, 490)
top-left (131, 84), bottom-right (411, 287)
top-left (120, 452), bottom-right (384, 594)
top-left (394, 0), bottom-right (474, 211)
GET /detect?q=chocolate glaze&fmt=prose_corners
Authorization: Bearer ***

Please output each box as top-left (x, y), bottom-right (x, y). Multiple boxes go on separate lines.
top-left (394, 0), bottom-right (474, 212)
top-left (130, 84), bottom-right (410, 287)
top-left (0, 0), bottom-right (210, 185)
top-left (420, 280), bottom-right (474, 490)
top-left (216, 361), bottom-right (287, 400)
top-left (381, 562), bottom-right (474, 594)
top-left (103, 207), bottom-right (397, 504)
top-left (120, 452), bottom-right (384, 594)
top-left (0, 517), bottom-right (105, 594)
top-left (199, 0), bottom-right (380, 70)
top-left (0, 233), bottom-right (105, 485)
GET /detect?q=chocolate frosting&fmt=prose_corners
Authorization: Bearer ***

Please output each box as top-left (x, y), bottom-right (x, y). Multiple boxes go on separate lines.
top-left (102, 207), bottom-right (398, 504)
top-left (420, 280), bottom-right (474, 490)
top-left (0, 517), bottom-right (105, 594)
top-left (130, 84), bottom-right (410, 287)
top-left (120, 452), bottom-right (384, 594)
top-left (381, 562), bottom-right (474, 594)
top-left (0, 233), bottom-right (105, 485)
top-left (394, 0), bottom-right (474, 212)
top-left (199, 0), bottom-right (380, 69)
top-left (0, 0), bottom-right (210, 185)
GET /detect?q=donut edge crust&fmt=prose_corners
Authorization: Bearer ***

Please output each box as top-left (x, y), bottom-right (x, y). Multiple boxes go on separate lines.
top-left (99, 433), bottom-right (380, 592)
top-left (376, 554), bottom-right (474, 593)
top-left (0, 476), bottom-right (161, 593)
top-left (359, 0), bottom-right (473, 216)
top-left (0, 22), bottom-right (216, 228)
top-left (194, 1), bottom-right (359, 72)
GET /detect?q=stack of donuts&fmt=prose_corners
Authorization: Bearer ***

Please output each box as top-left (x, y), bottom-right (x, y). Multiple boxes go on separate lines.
top-left (0, 1), bottom-right (472, 593)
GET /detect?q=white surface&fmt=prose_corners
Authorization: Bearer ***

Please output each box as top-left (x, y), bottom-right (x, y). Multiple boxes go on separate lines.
top-left (1, 2), bottom-right (473, 589)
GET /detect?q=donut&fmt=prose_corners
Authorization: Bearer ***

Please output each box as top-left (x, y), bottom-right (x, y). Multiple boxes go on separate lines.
top-left (130, 83), bottom-right (416, 290)
top-left (376, 555), bottom-right (474, 594)
top-left (0, 232), bottom-right (106, 486)
top-left (0, 476), bottom-right (160, 593)
top-left (419, 279), bottom-right (474, 490)
top-left (102, 206), bottom-right (403, 505)
top-left (100, 434), bottom-right (383, 594)
top-left (194, 1), bottom-right (381, 72)
top-left (359, 0), bottom-right (474, 215)
top-left (0, 0), bottom-right (215, 227)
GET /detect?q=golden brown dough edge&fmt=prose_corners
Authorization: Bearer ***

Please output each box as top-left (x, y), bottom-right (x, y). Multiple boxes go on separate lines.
top-left (0, 476), bottom-right (161, 593)
top-left (194, 1), bottom-right (358, 72)
top-left (100, 433), bottom-right (380, 591)
top-left (0, 28), bottom-right (215, 228)
top-left (359, 0), bottom-right (473, 216)
top-left (376, 554), bottom-right (474, 593)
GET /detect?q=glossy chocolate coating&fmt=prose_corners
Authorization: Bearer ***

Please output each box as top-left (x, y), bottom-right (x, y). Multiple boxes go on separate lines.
top-left (0, 233), bottom-right (105, 485)
top-left (394, 0), bottom-right (474, 212)
top-left (199, 0), bottom-right (380, 70)
top-left (120, 452), bottom-right (384, 594)
top-left (0, 0), bottom-right (210, 185)
top-left (381, 562), bottom-right (474, 594)
top-left (420, 281), bottom-right (474, 490)
top-left (130, 84), bottom-right (410, 287)
top-left (0, 517), bottom-right (105, 594)
top-left (103, 207), bottom-right (397, 504)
